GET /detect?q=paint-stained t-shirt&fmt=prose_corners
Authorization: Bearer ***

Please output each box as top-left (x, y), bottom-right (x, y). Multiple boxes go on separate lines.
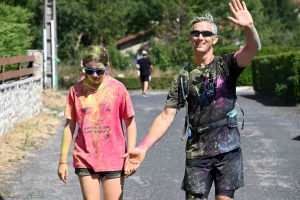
top-left (165, 53), bottom-right (244, 158)
top-left (64, 75), bottom-right (135, 171)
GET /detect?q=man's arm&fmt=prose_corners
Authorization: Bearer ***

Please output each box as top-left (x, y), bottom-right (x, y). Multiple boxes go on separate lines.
top-left (122, 107), bottom-right (178, 174)
top-left (139, 107), bottom-right (177, 150)
top-left (150, 64), bottom-right (153, 73)
top-left (228, 0), bottom-right (261, 68)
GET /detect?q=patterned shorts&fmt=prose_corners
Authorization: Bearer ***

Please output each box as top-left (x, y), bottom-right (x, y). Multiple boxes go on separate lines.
top-left (181, 148), bottom-right (244, 198)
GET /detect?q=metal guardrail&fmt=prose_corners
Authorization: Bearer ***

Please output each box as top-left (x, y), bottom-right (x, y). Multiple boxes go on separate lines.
top-left (0, 55), bottom-right (35, 84)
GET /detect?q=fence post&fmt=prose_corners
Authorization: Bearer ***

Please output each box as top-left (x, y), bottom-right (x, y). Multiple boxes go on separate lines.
top-left (1, 55), bottom-right (5, 84)
top-left (18, 55), bottom-right (22, 80)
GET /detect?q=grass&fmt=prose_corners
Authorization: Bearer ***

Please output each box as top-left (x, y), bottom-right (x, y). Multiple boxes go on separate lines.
top-left (0, 89), bottom-right (66, 192)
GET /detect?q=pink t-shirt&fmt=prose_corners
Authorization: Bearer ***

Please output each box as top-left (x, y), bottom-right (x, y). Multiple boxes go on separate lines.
top-left (64, 75), bottom-right (135, 172)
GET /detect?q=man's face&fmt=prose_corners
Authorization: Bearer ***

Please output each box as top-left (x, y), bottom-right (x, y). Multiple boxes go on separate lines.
top-left (189, 21), bottom-right (218, 54)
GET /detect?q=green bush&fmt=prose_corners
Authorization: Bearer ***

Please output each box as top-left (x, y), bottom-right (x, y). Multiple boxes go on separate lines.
top-left (0, 3), bottom-right (33, 58)
top-left (57, 64), bottom-right (81, 90)
top-left (115, 77), bottom-right (174, 90)
top-left (107, 44), bottom-right (132, 70)
top-left (148, 39), bottom-right (173, 71)
top-left (215, 46), bottom-right (300, 86)
top-left (252, 52), bottom-right (300, 105)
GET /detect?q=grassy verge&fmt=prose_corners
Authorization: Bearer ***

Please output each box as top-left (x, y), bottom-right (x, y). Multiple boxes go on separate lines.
top-left (0, 89), bottom-right (66, 192)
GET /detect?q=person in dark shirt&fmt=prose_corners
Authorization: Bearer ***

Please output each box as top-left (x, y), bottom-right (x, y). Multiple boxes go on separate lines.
top-left (124, 0), bottom-right (261, 199)
top-left (136, 50), bottom-right (153, 97)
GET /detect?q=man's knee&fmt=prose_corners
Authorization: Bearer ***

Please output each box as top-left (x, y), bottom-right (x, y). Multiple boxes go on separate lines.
top-left (215, 190), bottom-right (235, 199)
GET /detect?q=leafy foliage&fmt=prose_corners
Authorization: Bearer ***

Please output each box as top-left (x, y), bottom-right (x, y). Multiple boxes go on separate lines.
top-left (0, 3), bottom-right (33, 58)
top-left (2, 0), bottom-right (300, 71)
top-left (252, 52), bottom-right (300, 105)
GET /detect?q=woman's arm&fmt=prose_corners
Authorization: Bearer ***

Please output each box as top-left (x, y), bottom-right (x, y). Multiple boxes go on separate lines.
top-left (57, 119), bottom-right (76, 183)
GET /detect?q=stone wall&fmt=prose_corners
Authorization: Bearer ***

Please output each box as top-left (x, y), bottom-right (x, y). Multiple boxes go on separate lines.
top-left (0, 77), bottom-right (43, 136)
top-left (0, 50), bottom-right (44, 136)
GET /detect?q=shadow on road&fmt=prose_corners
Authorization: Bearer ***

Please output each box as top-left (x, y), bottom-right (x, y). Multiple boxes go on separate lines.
top-left (292, 135), bottom-right (300, 141)
top-left (239, 94), bottom-right (297, 107)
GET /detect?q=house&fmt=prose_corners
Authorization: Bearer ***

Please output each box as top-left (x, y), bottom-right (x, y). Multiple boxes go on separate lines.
top-left (115, 29), bottom-right (152, 56)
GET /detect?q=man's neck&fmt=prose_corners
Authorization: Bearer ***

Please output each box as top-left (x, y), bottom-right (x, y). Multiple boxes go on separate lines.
top-left (193, 54), bottom-right (214, 67)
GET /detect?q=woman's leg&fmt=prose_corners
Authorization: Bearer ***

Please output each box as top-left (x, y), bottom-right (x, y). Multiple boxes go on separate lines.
top-left (101, 176), bottom-right (125, 200)
top-left (78, 174), bottom-right (101, 200)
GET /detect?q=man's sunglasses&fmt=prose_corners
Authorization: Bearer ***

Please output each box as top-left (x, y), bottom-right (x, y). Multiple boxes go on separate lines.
top-left (190, 30), bottom-right (215, 38)
top-left (84, 67), bottom-right (106, 75)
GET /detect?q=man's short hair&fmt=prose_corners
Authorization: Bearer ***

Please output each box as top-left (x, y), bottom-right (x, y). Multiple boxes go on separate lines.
top-left (189, 13), bottom-right (218, 35)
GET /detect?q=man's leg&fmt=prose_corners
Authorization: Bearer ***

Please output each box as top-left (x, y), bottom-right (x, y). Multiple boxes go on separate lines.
top-left (214, 148), bottom-right (244, 200)
top-left (143, 81), bottom-right (149, 94)
top-left (182, 157), bottom-right (214, 200)
top-left (215, 191), bottom-right (235, 200)
top-left (141, 81), bottom-right (145, 93)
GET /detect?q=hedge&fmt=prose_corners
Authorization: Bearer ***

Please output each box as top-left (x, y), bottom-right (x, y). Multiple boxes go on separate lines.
top-left (252, 52), bottom-right (300, 105)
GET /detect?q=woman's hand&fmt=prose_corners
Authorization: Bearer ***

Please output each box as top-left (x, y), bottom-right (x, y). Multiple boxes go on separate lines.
top-left (57, 163), bottom-right (68, 183)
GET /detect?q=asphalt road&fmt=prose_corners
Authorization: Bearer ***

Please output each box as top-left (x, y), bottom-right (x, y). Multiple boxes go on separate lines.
top-left (1, 89), bottom-right (300, 200)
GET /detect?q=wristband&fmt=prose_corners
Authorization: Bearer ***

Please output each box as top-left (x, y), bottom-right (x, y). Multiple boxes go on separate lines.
top-left (59, 162), bottom-right (67, 164)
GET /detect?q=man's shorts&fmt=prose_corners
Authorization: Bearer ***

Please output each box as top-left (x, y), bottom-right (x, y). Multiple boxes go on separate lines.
top-left (181, 148), bottom-right (244, 198)
top-left (75, 168), bottom-right (125, 179)
top-left (140, 75), bottom-right (150, 82)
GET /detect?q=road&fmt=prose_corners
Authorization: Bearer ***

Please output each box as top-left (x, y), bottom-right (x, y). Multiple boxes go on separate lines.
top-left (1, 88), bottom-right (300, 200)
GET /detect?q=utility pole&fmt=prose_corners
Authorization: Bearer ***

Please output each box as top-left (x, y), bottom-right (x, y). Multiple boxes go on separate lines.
top-left (43, 0), bottom-right (57, 90)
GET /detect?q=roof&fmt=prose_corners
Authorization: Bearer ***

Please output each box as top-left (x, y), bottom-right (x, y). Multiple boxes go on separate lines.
top-left (114, 29), bottom-right (152, 46)
top-left (292, 0), bottom-right (300, 5)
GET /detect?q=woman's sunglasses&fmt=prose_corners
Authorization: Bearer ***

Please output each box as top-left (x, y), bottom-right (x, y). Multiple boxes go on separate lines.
top-left (190, 30), bottom-right (215, 38)
top-left (84, 67), bottom-right (107, 76)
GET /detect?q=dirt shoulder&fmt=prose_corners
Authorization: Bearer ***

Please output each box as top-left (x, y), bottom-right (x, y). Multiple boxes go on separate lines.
top-left (0, 89), bottom-right (66, 196)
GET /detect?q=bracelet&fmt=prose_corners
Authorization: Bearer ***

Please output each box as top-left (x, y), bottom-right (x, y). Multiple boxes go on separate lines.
top-left (59, 162), bottom-right (67, 164)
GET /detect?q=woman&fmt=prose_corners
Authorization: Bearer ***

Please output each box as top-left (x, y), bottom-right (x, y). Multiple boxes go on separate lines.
top-left (58, 45), bottom-right (137, 200)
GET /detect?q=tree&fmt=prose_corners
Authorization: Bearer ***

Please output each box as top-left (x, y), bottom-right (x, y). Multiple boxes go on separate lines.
top-left (0, 3), bottom-right (33, 58)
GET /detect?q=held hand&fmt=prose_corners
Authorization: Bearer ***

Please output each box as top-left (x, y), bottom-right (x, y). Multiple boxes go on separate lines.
top-left (122, 147), bottom-right (147, 164)
top-left (121, 147), bottom-right (147, 177)
top-left (228, 0), bottom-right (254, 28)
top-left (57, 164), bottom-right (68, 183)
top-left (123, 157), bottom-right (138, 178)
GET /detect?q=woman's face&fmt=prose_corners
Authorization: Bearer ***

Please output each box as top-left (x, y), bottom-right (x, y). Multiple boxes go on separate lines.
top-left (84, 61), bottom-right (106, 84)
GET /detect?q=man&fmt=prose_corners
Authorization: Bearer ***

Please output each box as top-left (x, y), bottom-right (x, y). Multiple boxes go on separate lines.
top-left (136, 50), bottom-right (153, 97)
top-left (123, 0), bottom-right (261, 199)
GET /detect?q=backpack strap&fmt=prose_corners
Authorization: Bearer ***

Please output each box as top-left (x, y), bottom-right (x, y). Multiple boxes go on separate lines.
top-left (180, 65), bottom-right (191, 141)
top-left (219, 60), bottom-right (244, 130)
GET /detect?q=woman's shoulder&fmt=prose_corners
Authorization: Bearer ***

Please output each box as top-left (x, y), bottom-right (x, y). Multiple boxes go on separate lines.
top-left (107, 76), bottom-right (127, 89)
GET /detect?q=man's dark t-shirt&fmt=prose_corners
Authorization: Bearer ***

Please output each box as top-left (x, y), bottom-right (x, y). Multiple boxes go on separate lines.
top-left (137, 57), bottom-right (152, 76)
top-left (165, 53), bottom-right (244, 158)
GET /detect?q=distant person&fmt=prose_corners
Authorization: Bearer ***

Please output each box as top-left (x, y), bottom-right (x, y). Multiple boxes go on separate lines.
top-left (123, 0), bottom-right (261, 199)
top-left (57, 45), bottom-right (137, 200)
top-left (136, 50), bottom-right (153, 97)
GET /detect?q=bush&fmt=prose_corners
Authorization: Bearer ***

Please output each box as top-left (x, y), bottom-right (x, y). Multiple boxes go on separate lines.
top-left (115, 76), bottom-right (174, 90)
top-left (0, 3), bottom-right (33, 58)
top-left (107, 44), bottom-right (132, 70)
top-left (252, 52), bottom-right (300, 105)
